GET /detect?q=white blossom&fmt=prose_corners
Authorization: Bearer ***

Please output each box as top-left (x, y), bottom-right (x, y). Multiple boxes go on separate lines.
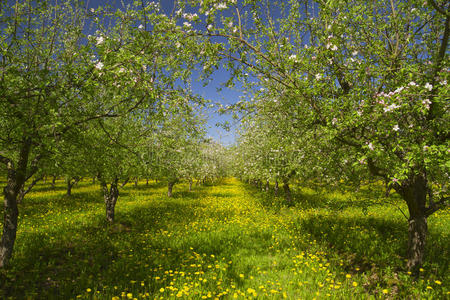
top-left (424, 82), bottom-right (433, 91)
top-left (183, 22), bottom-right (192, 28)
top-left (216, 3), bottom-right (228, 10)
top-left (422, 98), bottom-right (431, 109)
top-left (368, 143), bottom-right (374, 150)
top-left (331, 44), bottom-right (338, 51)
top-left (384, 104), bottom-right (400, 112)
top-left (315, 73), bottom-right (322, 80)
top-left (138, 24), bottom-right (144, 29)
top-left (393, 124), bottom-right (400, 131)
top-left (408, 81), bottom-right (417, 87)
top-left (352, 50), bottom-right (358, 56)
top-left (289, 54), bottom-right (298, 62)
top-left (95, 61), bottom-right (104, 70)
top-left (207, 24), bottom-right (213, 31)
top-left (96, 36), bottom-right (104, 45)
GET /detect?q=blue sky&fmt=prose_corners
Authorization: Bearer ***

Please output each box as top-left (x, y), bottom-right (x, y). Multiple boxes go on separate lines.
top-left (86, 0), bottom-right (242, 146)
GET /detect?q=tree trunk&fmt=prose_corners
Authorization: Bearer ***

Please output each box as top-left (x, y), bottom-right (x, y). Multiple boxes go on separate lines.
top-left (189, 179), bottom-right (193, 192)
top-left (92, 176), bottom-right (96, 185)
top-left (274, 180), bottom-right (279, 196)
top-left (283, 179), bottom-right (293, 206)
top-left (146, 178), bottom-right (149, 185)
top-left (67, 179), bottom-right (72, 196)
top-left (134, 178), bottom-right (138, 187)
top-left (265, 180), bottom-right (270, 192)
top-left (0, 139), bottom-right (31, 268)
top-left (168, 181), bottom-right (175, 197)
top-left (51, 175), bottom-right (56, 188)
top-left (101, 177), bottom-right (119, 223)
top-left (17, 176), bottom-right (42, 204)
top-left (397, 175), bottom-right (428, 273)
top-left (66, 177), bottom-right (80, 196)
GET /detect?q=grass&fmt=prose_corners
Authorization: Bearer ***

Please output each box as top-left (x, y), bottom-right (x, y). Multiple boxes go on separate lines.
top-left (0, 178), bottom-right (448, 299)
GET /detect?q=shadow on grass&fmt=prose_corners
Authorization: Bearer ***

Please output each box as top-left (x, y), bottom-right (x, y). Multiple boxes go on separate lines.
top-left (244, 181), bottom-right (449, 278)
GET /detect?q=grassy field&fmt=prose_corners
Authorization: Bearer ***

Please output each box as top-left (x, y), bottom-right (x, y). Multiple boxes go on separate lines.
top-left (0, 178), bottom-right (448, 299)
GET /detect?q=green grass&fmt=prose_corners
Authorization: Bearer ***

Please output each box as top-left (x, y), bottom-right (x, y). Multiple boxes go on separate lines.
top-left (0, 178), bottom-right (448, 299)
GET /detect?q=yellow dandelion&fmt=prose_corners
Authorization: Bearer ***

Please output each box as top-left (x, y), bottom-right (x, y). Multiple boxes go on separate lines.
top-left (86, 288), bottom-right (91, 293)
top-left (352, 282), bottom-right (358, 287)
top-left (126, 293), bottom-right (133, 299)
top-left (160, 288), bottom-right (165, 293)
top-left (426, 286), bottom-right (433, 290)
top-left (382, 289), bottom-right (388, 294)
top-left (239, 274), bottom-right (244, 278)
top-left (435, 280), bottom-right (441, 285)
top-left (346, 274), bottom-right (351, 279)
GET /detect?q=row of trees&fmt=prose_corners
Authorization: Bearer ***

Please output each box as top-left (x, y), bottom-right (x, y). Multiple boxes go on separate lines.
top-left (179, 0), bottom-right (448, 273)
top-left (0, 0), bottom-right (230, 268)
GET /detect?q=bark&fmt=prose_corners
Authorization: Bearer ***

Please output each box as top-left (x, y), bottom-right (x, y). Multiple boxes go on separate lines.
top-left (101, 177), bottom-right (119, 223)
top-left (92, 176), bottom-right (96, 185)
top-left (134, 178), bottom-right (138, 187)
top-left (189, 179), bottom-right (193, 192)
top-left (283, 179), bottom-right (293, 207)
top-left (146, 178), bottom-right (149, 186)
top-left (274, 180), bottom-right (279, 196)
top-left (0, 139), bottom-right (31, 268)
top-left (397, 175), bottom-right (429, 273)
top-left (168, 180), bottom-right (176, 197)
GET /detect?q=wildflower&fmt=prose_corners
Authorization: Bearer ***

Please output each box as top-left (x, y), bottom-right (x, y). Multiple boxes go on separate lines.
top-left (352, 282), bottom-right (358, 287)
top-left (138, 24), bottom-right (144, 29)
top-left (127, 293), bottom-right (133, 299)
top-left (393, 124), bottom-right (400, 131)
top-left (435, 280), bottom-right (442, 285)
top-left (239, 274), bottom-right (244, 278)
top-left (408, 81), bottom-right (417, 87)
top-left (352, 50), bottom-right (358, 56)
top-left (207, 24), bottom-right (213, 31)
top-left (422, 98), bottom-right (431, 109)
top-left (382, 289), bottom-right (389, 294)
top-left (160, 288), bottom-right (165, 292)
top-left (440, 80), bottom-right (447, 85)
top-left (346, 274), bottom-right (351, 279)
top-left (86, 288), bottom-right (92, 292)
top-left (289, 54), bottom-right (297, 61)
top-left (183, 22), bottom-right (192, 28)
top-left (315, 73), bottom-right (322, 80)
top-left (331, 45), bottom-right (338, 51)
top-left (424, 83), bottom-right (433, 91)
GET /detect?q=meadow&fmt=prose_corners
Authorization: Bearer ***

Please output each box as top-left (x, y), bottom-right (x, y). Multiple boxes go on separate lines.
top-left (0, 178), bottom-right (448, 299)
